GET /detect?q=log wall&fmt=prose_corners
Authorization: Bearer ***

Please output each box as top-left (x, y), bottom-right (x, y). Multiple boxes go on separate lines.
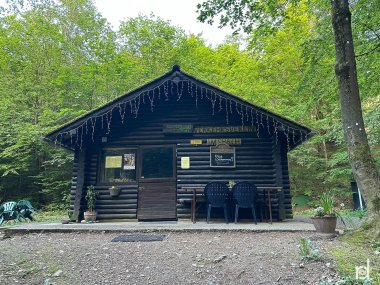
top-left (70, 89), bottom-right (289, 221)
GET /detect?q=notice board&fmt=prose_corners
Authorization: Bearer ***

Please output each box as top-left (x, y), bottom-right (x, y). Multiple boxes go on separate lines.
top-left (210, 144), bottom-right (236, 168)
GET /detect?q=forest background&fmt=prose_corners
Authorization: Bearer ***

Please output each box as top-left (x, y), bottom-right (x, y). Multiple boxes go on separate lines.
top-left (0, 0), bottom-right (378, 210)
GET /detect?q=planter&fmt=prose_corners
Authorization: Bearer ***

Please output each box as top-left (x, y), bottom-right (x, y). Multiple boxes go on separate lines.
top-left (84, 211), bottom-right (97, 222)
top-left (311, 216), bottom-right (337, 233)
top-left (109, 187), bottom-right (121, 197)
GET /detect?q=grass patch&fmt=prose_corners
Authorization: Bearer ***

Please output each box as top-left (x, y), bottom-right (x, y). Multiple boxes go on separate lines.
top-left (328, 229), bottom-right (380, 282)
top-left (0, 210), bottom-right (67, 227)
top-left (33, 210), bottom-right (67, 222)
top-left (294, 209), bottom-right (368, 219)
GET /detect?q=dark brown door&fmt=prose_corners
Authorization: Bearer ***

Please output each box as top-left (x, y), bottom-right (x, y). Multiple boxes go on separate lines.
top-left (137, 145), bottom-right (177, 221)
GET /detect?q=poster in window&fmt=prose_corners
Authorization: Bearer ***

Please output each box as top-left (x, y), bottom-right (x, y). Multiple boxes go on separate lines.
top-left (105, 156), bottom-right (122, 168)
top-left (123, 153), bottom-right (135, 170)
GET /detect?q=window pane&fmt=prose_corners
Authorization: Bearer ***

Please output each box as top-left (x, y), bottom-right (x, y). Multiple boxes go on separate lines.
top-left (141, 147), bottom-right (173, 179)
top-left (102, 150), bottom-right (136, 183)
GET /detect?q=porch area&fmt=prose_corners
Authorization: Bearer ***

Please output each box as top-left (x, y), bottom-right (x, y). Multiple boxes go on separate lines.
top-left (2, 219), bottom-right (316, 235)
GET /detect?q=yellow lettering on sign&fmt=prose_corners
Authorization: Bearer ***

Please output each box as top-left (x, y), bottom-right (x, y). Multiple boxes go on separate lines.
top-left (190, 139), bottom-right (202, 145)
top-left (207, 138), bottom-right (242, 145)
top-left (194, 126), bottom-right (255, 133)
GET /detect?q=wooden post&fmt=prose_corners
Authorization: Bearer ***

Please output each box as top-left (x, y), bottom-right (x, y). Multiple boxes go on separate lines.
top-left (72, 148), bottom-right (86, 222)
top-left (274, 141), bottom-right (285, 221)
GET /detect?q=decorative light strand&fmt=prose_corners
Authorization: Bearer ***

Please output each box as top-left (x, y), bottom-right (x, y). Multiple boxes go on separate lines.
top-left (52, 78), bottom-right (309, 150)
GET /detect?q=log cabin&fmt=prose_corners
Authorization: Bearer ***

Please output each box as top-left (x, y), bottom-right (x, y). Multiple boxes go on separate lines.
top-left (45, 66), bottom-right (312, 222)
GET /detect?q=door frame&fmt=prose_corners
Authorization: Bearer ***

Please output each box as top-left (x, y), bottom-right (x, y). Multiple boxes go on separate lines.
top-left (137, 144), bottom-right (177, 221)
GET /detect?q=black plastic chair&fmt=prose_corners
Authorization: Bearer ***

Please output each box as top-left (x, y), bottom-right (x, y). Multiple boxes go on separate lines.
top-left (204, 182), bottom-right (229, 224)
top-left (232, 182), bottom-right (258, 224)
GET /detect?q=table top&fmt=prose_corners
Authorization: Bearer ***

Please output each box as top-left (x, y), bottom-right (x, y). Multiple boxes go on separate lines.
top-left (256, 186), bottom-right (282, 192)
top-left (181, 186), bottom-right (204, 192)
top-left (181, 185), bottom-right (282, 192)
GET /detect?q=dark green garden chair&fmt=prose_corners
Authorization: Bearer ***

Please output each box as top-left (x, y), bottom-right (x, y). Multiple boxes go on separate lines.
top-left (0, 201), bottom-right (19, 225)
top-left (16, 200), bottom-right (39, 221)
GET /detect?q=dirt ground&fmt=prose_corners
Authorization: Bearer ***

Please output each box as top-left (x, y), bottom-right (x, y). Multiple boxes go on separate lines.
top-left (0, 231), bottom-right (341, 285)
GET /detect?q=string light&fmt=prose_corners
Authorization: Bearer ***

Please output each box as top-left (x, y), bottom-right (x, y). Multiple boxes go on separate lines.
top-left (51, 77), bottom-right (309, 149)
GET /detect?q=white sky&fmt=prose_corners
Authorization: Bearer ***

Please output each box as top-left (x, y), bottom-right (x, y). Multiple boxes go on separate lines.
top-left (94, 0), bottom-right (231, 46)
top-left (0, 0), bottom-right (232, 46)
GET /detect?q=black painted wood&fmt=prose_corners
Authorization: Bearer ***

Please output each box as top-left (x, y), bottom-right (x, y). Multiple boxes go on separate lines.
top-left (72, 149), bottom-right (85, 222)
top-left (64, 73), bottom-right (304, 221)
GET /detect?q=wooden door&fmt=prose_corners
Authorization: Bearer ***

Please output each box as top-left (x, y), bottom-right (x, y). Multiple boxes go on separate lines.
top-left (137, 145), bottom-right (177, 221)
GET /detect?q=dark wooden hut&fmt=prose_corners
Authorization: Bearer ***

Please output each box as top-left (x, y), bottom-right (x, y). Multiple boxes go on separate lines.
top-left (46, 66), bottom-right (312, 222)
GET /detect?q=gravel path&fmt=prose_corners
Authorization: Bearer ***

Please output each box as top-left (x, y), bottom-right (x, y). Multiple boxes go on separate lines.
top-left (0, 232), bottom-right (339, 285)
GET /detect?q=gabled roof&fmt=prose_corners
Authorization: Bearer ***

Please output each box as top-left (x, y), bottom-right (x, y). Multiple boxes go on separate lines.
top-left (46, 65), bottom-right (312, 149)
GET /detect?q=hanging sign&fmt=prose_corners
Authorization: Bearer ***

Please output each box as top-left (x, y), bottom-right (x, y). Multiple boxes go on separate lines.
top-left (105, 156), bottom-right (122, 168)
top-left (164, 123), bottom-right (193, 133)
top-left (194, 126), bottom-right (255, 133)
top-left (190, 139), bottom-right (202, 145)
top-left (181, 157), bottom-right (190, 169)
top-left (207, 138), bottom-right (241, 145)
top-left (210, 144), bottom-right (236, 168)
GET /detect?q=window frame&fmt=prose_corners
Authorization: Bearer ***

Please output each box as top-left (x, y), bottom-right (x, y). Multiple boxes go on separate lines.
top-left (98, 147), bottom-right (138, 185)
top-left (138, 145), bottom-right (177, 182)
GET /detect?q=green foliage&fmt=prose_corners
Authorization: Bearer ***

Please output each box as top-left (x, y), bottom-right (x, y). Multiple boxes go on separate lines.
top-left (85, 185), bottom-right (97, 212)
top-left (320, 192), bottom-right (335, 216)
top-left (299, 238), bottom-right (322, 261)
top-left (328, 230), bottom-right (380, 283)
top-left (0, 0), bottom-right (379, 212)
top-left (319, 275), bottom-right (376, 285)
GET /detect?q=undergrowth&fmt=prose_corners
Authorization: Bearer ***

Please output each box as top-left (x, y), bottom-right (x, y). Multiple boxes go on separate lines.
top-left (326, 228), bottom-right (380, 284)
top-left (299, 238), bottom-right (322, 261)
top-left (0, 210), bottom-right (67, 227)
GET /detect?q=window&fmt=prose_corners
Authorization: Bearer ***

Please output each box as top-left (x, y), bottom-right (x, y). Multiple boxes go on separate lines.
top-left (141, 146), bottom-right (174, 179)
top-left (101, 149), bottom-right (136, 183)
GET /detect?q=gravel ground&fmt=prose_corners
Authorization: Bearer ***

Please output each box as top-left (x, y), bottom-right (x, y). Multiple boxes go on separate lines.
top-left (0, 231), bottom-right (340, 285)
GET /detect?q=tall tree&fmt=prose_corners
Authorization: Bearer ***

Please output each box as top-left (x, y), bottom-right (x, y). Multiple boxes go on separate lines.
top-left (330, 0), bottom-right (380, 222)
top-left (197, 0), bottom-right (380, 226)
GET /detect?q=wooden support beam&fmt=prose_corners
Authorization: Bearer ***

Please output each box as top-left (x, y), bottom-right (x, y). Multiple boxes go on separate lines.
top-left (72, 148), bottom-right (86, 222)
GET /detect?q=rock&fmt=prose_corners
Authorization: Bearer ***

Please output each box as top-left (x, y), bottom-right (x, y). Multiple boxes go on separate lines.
top-left (299, 263), bottom-right (305, 268)
top-left (52, 270), bottom-right (63, 277)
top-left (0, 233), bottom-right (11, 240)
top-left (213, 255), bottom-right (227, 263)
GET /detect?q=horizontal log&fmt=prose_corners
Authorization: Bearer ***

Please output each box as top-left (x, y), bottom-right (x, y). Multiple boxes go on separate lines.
top-left (96, 199), bottom-right (138, 205)
top-left (97, 214), bottom-right (137, 219)
top-left (97, 209), bottom-right (137, 214)
top-left (96, 204), bottom-right (137, 209)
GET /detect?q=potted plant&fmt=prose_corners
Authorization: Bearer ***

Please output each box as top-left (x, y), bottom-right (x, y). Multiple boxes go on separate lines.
top-left (61, 190), bottom-right (73, 224)
top-left (311, 192), bottom-right (338, 234)
top-left (109, 185), bottom-right (121, 197)
top-left (84, 185), bottom-right (97, 222)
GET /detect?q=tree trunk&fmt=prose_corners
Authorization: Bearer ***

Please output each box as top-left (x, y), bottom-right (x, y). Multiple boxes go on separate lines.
top-left (330, 0), bottom-right (380, 218)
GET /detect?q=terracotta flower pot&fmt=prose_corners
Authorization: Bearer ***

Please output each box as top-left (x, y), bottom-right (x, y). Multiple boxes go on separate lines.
top-left (311, 216), bottom-right (337, 233)
top-left (84, 211), bottom-right (97, 222)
